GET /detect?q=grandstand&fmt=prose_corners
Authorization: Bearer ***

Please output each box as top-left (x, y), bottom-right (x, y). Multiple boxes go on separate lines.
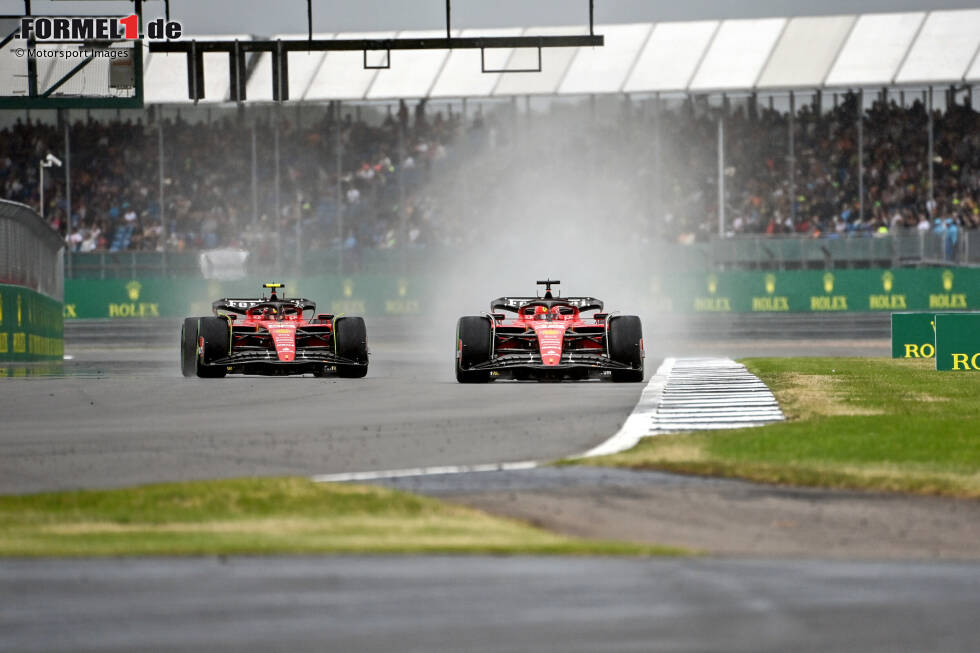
top-left (1, 8), bottom-right (979, 276)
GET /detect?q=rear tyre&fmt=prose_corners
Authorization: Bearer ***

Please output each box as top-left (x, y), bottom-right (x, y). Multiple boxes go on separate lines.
top-left (608, 315), bottom-right (644, 383)
top-left (180, 317), bottom-right (198, 377)
top-left (196, 317), bottom-right (229, 378)
top-left (334, 317), bottom-right (368, 378)
top-left (456, 316), bottom-right (492, 383)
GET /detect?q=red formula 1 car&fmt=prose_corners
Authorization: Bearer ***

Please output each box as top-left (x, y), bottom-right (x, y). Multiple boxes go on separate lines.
top-left (455, 280), bottom-right (644, 383)
top-left (180, 283), bottom-right (368, 378)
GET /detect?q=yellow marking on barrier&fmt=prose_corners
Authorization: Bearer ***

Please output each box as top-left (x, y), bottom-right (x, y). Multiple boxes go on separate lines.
top-left (904, 343), bottom-right (935, 358)
top-left (951, 353), bottom-right (980, 371)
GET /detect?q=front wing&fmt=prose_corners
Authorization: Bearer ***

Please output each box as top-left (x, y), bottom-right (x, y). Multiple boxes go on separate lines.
top-left (211, 347), bottom-right (365, 371)
top-left (467, 351), bottom-right (634, 371)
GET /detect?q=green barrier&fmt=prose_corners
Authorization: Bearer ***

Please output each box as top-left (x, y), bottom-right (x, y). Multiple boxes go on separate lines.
top-left (661, 267), bottom-right (979, 314)
top-left (64, 267), bottom-right (980, 319)
top-left (0, 283), bottom-right (64, 362)
top-left (891, 313), bottom-right (936, 359)
top-left (935, 314), bottom-right (980, 371)
top-left (65, 276), bottom-right (427, 319)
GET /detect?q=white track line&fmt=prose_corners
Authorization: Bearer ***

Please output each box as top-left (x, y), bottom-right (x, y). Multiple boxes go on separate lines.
top-left (580, 358), bottom-right (676, 458)
top-left (313, 361), bottom-right (677, 482)
top-left (314, 356), bottom-right (783, 482)
top-left (312, 461), bottom-right (538, 483)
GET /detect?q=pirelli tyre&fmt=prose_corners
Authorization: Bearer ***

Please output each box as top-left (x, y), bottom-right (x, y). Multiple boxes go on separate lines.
top-left (196, 316), bottom-right (230, 378)
top-left (334, 316), bottom-right (368, 378)
top-left (180, 317), bottom-right (199, 377)
top-left (608, 315), bottom-right (644, 382)
top-left (456, 316), bottom-right (492, 383)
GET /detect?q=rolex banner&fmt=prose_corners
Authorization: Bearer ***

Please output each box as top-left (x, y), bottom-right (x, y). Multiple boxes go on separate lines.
top-left (64, 268), bottom-right (980, 319)
top-left (935, 314), bottom-right (980, 371)
top-left (891, 313), bottom-right (936, 359)
top-left (64, 276), bottom-right (423, 319)
top-left (660, 268), bottom-right (978, 314)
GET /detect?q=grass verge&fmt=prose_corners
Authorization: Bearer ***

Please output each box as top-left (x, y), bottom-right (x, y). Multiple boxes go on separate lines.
top-left (0, 477), bottom-right (685, 556)
top-left (579, 358), bottom-right (980, 498)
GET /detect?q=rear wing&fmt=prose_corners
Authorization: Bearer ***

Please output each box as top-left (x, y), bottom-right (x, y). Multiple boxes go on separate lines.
top-left (213, 298), bottom-right (317, 315)
top-left (490, 296), bottom-right (604, 313)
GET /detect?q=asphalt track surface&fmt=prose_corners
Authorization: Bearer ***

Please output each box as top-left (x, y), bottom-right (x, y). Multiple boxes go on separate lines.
top-left (0, 327), bottom-right (649, 494)
top-left (4, 556), bottom-right (980, 653)
top-left (3, 319), bottom-right (979, 651)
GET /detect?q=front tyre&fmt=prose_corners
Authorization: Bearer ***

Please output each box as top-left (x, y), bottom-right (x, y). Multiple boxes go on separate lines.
top-left (180, 317), bottom-right (199, 377)
top-left (196, 317), bottom-right (229, 378)
top-left (608, 315), bottom-right (644, 383)
top-left (334, 316), bottom-right (368, 378)
top-left (456, 316), bottom-right (492, 383)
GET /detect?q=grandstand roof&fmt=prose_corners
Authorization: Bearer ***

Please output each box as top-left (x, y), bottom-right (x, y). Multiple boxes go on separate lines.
top-left (142, 9), bottom-right (980, 103)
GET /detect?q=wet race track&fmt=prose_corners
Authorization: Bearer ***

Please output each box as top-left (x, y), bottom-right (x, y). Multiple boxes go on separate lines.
top-left (2, 318), bottom-right (979, 651)
top-left (0, 320), bottom-right (648, 494)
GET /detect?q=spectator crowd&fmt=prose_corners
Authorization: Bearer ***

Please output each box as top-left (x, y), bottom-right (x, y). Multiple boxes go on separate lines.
top-left (1, 91), bottom-right (977, 257)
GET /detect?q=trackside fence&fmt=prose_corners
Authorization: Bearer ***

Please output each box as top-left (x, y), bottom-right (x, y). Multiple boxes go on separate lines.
top-left (1, 200), bottom-right (64, 300)
top-left (66, 232), bottom-right (980, 279)
top-left (0, 200), bottom-right (65, 361)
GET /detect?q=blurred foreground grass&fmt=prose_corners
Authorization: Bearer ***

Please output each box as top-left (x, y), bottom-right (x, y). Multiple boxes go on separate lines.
top-left (0, 477), bottom-right (685, 556)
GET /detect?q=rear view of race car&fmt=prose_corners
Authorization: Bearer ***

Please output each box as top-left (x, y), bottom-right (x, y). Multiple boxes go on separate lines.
top-left (181, 283), bottom-right (368, 378)
top-left (455, 280), bottom-right (644, 383)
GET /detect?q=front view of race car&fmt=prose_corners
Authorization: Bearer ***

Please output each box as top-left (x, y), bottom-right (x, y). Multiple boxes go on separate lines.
top-left (180, 283), bottom-right (369, 378)
top-left (455, 280), bottom-right (644, 383)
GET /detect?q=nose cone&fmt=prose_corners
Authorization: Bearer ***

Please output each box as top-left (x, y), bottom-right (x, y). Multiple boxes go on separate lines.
top-left (267, 323), bottom-right (297, 361)
top-left (532, 323), bottom-right (566, 366)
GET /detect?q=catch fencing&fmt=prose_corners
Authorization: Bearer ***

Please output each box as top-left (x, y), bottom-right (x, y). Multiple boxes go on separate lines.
top-left (0, 200), bottom-right (65, 361)
top-left (709, 232), bottom-right (980, 270)
top-left (66, 231), bottom-right (980, 279)
top-left (0, 200), bottom-right (64, 301)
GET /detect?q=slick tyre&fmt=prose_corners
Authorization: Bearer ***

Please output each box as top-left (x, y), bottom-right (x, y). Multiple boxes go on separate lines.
top-left (196, 317), bottom-right (229, 378)
top-left (608, 315), bottom-right (644, 382)
top-left (180, 317), bottom-right (200, 377)
top-left (334, 316), bottom-right (368, 378)
top-left (456, 316), bottom-right (492, 383)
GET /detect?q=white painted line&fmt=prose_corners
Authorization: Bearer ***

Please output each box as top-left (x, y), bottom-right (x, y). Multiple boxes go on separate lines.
top-left (579, 357), bottom-right (675, 458)
top-left (657, 406), bottom-right (782, 412)
top-left (653, 413), bottom-right (783, 422)
top-left (312, 355), bottom-right (783, 483)
top-left (312, 359), bottom-right (675, 482)
top-left (655, 413), bottom-right (783, 419)
top-left (651, 422), bottom-right (779, 431)
top-left (312, 460), bottom-right (539, 483)
top-left (660, 397), bottom-right (778, 402)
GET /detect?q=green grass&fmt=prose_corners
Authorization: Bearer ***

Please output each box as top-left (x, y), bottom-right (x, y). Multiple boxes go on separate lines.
top-left (0, 477), bottom-right (685, 557)
top-left (580, 358), bottom-right (980, 498)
